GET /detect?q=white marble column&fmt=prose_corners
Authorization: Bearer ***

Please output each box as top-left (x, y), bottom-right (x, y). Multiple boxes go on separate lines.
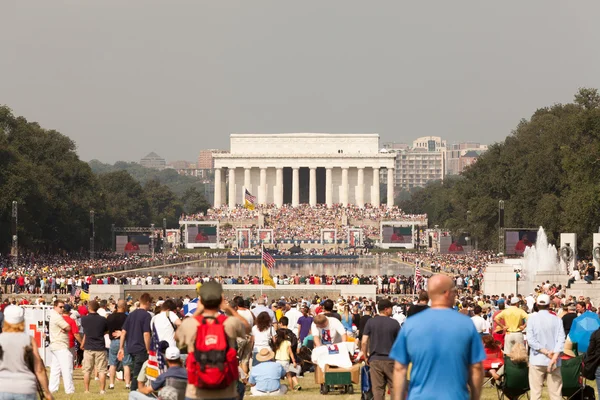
top-left (309, 167), bottom-right (317, 206)
top-left (356, 167), bottom-right (364, 208)
top-left (372, 167), bottom-right (380, 206)
top-left (275, 167), bottom-right (283, 207)
top-left (325, 168), bottom-right (333, 207)
top-left (341, 167), bottom-right (349, 207)
top-left (244, 168), bottom-right (251, 193)
top-left (228, 167), bottom-right (236, 208)
top-left (214, 168), bottom-right (222, 207)
top-left (387, 168), bottom-right (395, 208)
top-left (292, 168), bottom-right (300, 207)
top-left (259, 168), bottom-right (267, 205)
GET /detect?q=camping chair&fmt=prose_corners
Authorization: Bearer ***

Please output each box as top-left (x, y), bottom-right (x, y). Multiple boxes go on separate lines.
top-left (561, 355), bottom-right (585, 400)
top-left (164, 377), bottom-right (188, 400)
top-left (496, 356), bottom-right (530, 400)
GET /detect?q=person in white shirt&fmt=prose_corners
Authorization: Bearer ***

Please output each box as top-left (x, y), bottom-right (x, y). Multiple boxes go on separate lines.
top-left (252, 297), bottom-right (276, 323)
top-left (284, 303), bottom-right (302, 332)
top-left (392, 307), bottom-right (407, 326)
top-left (470, 305), bottom-right (488, 334)
top-left (311, 315), bottom-right (347, 346)
top-left (150, 300), bottom-right (181, 348)
top-left (525, 294), bottom-right (536, 313)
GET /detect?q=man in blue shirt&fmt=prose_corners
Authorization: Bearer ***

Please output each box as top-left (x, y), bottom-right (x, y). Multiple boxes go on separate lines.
top-left (249, 348), bottom-right (287, 396)
top-left (390, 275), bottom-right (485, 400)
top-left (119, 293), bottom-right (153, 391)
top-left (526, 294), bottom-right (565, 400)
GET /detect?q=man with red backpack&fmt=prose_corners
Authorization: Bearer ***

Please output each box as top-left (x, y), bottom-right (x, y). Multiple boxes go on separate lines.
top-left (175, 281), bottom-right (251, 400)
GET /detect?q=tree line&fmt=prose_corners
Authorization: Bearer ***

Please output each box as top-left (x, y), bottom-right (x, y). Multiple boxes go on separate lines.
top-left (399, 88), bottom-right (600, 255)
top-left (0, 106), bottom-right (209, 254)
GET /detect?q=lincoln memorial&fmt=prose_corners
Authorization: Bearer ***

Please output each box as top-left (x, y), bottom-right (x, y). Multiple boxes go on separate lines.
top-left (213, 133), bottom-right (396, 208)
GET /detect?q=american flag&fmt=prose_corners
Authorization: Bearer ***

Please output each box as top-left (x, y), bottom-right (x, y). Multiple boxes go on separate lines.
top-left (414, 266), bottom-right (423, 290)
top-left (245, 189), bottom-right (256, 205)
top-left (262, 248), bottom-right (276, 269)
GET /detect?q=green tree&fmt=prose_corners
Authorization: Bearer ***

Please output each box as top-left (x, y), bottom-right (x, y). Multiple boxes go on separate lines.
top-left (181, 187), bottom-right (210, 216)
top-left (144, 179), bottom-right (183, 227)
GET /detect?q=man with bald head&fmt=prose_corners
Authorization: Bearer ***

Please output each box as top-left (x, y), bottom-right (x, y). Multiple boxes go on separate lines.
top-left (390, 275), bottom-right (486, 400)
top-left (107, 299), bottom-right (132, 390)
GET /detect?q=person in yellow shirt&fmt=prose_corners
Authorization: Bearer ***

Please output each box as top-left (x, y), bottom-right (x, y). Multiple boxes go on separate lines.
top-left (493, 297), bottom-right (528, 353)
top-left (275, 302), bottom-right (285, 322)
top-left (195, 281), bottom-right (202, 297)
top-left (352, 276), bottom-right (360, 285)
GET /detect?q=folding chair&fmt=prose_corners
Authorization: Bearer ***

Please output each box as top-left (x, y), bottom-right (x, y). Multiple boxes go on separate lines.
top-left (496, 356), bottom-right (530, 400)
top-left (561, 355), bottom-right (585, 400)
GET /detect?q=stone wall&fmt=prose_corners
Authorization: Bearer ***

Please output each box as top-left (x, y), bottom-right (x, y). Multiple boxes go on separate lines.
top-left (89, 284), bottom-right (377, 301)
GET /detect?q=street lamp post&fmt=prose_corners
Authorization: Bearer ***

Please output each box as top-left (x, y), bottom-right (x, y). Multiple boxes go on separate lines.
top-left (163, 218), bottom-right (167, 265)
top-left (90, 210), bottom-right (95, 260)
top-left (151, 223), bottom-right (155, 258)
top-left (12, 201), bottom-right (18, 269)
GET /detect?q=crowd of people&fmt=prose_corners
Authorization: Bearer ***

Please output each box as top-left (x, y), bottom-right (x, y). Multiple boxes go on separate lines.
top-left (3, 272), bottom-right (600, 400)
top-left (182, 204), bottom-right (427, 244)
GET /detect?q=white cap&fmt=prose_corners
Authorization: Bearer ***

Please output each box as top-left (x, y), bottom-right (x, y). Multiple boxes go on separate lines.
top-left (165, 347), bottom-right (180, 360)
top-left (510, 297), bottom-right (520, 305)
top-left (4, 305), bottom-right (25, 324)
top-left (537, 294), bottom-right (551, 306)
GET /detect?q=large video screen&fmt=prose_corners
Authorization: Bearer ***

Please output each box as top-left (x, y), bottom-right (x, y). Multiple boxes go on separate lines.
top-left (117, 234), bottom-right (151, 253)
top-left (505, 229), bottom-right (538, 256)
top-left (187, 225), bottom-right (218, 244)
top-left (439, 233), bottom-right (469, 254)
top-left (382, 226), bottom-right (412, 244)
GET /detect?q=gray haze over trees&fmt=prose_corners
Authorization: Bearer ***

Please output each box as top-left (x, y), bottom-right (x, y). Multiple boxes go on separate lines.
top-left (2, 1), bottom-right (600, 163)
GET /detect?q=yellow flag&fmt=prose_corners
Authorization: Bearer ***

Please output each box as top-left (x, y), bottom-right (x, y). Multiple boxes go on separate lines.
top-left (261, 264), bottom-right (276, 288)
top-left (244, 198), bottom-right (255, 210)
top-left (80, 290), bottom-right (90, 301)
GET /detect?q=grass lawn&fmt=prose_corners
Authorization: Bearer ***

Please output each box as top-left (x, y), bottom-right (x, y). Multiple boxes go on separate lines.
top-left (50, 369), bottom-right (566, 400)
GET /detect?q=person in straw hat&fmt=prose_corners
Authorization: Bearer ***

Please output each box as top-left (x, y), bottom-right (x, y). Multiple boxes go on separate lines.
top-left (248, 348), bottom-right (287, 396)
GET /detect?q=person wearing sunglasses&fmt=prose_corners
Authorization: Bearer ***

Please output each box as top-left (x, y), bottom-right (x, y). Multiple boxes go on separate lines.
top-left (49, 300), bottom-right (74, 394)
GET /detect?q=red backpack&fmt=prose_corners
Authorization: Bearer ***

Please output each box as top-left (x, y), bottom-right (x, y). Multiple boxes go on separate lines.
top-left (186, 314), bottom-right (239, 389)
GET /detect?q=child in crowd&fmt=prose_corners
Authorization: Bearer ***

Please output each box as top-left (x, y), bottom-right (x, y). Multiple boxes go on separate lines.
top-left (273, 328), bottom-right (301, 391)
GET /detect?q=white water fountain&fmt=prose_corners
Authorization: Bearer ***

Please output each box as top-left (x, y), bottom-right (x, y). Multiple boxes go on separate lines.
top-left (520, 226), bottom-right (564, 285)
top-left (483, 226), bottom-right (568, 296)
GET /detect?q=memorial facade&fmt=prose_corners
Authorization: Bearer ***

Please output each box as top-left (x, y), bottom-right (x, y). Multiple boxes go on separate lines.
top-left (213, 133), bottom-right (396, 208)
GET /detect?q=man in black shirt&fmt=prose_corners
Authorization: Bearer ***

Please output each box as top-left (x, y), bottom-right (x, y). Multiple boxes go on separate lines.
top-left (406, 291), bottom-right (429, 318)
top-left (361, 299), bottom-right (401, 400)
top-left (107, 300), bottom-right (132, 390)
top-left (119, 293), bottom-right (152, 391)
top-left (562, 304), bottom-right (578, 335)
top-left (358, 306), bottom-right (372, 341)
top-left (81, 300), bottom-right (109, 394)
top-left (323, 299), bottom-right (342, 321)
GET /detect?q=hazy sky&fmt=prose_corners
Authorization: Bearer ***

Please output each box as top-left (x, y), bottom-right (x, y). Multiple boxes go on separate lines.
top-left (2, 1), bottom-right (599, 164)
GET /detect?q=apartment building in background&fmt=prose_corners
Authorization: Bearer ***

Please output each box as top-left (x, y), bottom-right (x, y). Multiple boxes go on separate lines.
top-left (197, 149), bottom-right (226, 169)
top-left (445, 142), bottom-right (488, 175)
top-left (382, 136), bottom-right (446, 190)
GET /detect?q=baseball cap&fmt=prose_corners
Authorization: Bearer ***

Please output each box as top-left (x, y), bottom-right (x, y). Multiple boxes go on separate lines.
top-left (537, 294), bottom-right (551, 306)
top-left (4, 305), bottom-right (25, 324)
top-left (199, 281), bottom-right (223, 303)
top-left (165, 347), bottom-right (181, 360)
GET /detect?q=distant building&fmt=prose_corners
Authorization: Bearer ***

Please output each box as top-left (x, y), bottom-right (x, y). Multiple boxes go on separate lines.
top-left (168, 160), bottom-right (196, 170)
top-left (197, 149), bottom-right (226, 169)
top-left (382, 136), bottom-right (446, 191)
top-left (445, 142), bottom-right (488, 175)
top-left (140, 152), bottom-right (166, 170)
